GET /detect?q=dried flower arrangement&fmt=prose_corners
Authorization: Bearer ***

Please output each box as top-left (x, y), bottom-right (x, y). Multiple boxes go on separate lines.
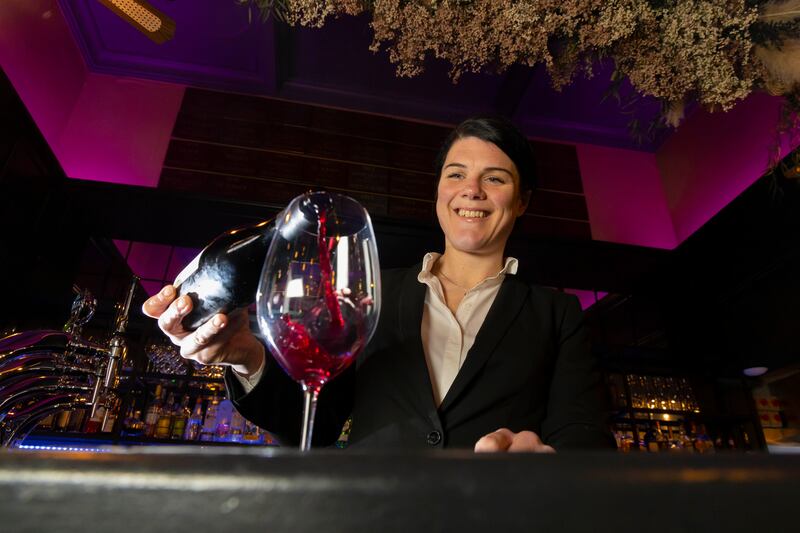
top-left (241, 0), bottom-right (800, 157)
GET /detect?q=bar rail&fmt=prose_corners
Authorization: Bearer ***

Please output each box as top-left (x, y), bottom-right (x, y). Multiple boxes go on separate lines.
top-left (1, 448), bottom-right (798, 532)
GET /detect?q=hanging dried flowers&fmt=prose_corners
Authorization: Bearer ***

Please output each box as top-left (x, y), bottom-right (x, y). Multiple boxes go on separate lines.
top-left (246, 1), bottom-right (800, 151)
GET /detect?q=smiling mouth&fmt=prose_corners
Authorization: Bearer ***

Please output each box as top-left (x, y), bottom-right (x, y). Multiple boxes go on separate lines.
top-left (456, 208), bottom-right (488, 218)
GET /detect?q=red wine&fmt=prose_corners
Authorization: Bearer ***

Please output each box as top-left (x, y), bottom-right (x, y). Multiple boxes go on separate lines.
top-left (272, 209), bottom-right (364, 389)
top-left (174, 218), bottom-right (275, 330)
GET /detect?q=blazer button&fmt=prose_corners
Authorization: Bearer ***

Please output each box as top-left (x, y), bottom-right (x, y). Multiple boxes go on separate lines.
top-left (426, 430), bottom-right (442, 446)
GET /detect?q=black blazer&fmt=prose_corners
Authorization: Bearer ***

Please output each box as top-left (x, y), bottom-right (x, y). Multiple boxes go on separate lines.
top-left (226, 266), bottom-right (616, 450)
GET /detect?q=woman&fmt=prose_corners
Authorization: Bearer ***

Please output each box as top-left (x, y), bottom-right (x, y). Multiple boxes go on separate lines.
top-left (143, 116), bottom-right (615, 451)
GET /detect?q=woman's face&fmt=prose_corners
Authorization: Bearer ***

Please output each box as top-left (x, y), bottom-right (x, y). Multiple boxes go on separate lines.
top-left (435, 136), bottom-right (529, 258)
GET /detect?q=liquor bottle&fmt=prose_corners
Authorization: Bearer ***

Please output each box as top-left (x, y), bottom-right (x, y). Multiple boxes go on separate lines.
top-left (694, 423), bottom-right (715, 454)
top-left (171, 395), bottom-right (190, 440)
top-left (230, 408), bottom-right (245, 443)
top-left (155, 393), bottom-right (175, 439)
top-left (38, 413), bottom-right (55, 430)
top-left (215, 417), bottom-right (231, 442)
top-left (173, 217), bottom-right (276, 331)
top-left (66, 408), bottom-right (87, 432)
top-left (200, 396), bottom-right (220, 442)
top-left (122, 407), bottom-right (144, 437)
top-left (214, 399), bottom-right (235, 441)
top-left (85, 404), bottom-right (106, 434)
top-left (335, 417), bottom-right (353, 449)
top-left (644, 424), bottom-right (664, 453)
top-left (679, 424), bottom-right (693, 452)
top-left (654, 422), bottom-right (668, 451)
top-left (243, 420), bottom-right (262, 444)
top-left (184, 398), bottom-right (205, 441)
top-left (144, 384), bottom-right (163, 438)
top-left (54, 410), bottom-right (71, 432)
top-left (666, 424), bottom-right (679, 451)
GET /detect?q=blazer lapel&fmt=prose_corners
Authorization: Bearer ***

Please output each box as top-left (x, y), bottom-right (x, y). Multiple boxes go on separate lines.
top-left (395, 267), bottom-right (438, 415)
top-left (438, 275), bottom-right (530, 412)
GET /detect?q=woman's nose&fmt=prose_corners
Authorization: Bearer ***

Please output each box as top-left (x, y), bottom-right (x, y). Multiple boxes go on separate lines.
top-left (461, 177), bottom-right (486, 199)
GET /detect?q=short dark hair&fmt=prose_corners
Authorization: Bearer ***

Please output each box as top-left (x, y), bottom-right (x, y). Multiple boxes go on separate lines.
top-left (434, 115), bottom-right (537, 193)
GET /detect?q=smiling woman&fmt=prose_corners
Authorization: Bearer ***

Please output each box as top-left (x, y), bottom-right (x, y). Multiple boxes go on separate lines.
top-left (433, 119), bottom-right (534, 294)
top-left (143, 115), bottom-right (616, 452)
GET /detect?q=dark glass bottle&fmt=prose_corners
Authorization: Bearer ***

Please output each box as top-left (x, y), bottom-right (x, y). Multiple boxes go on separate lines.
top-left (174, 218), bottom-right (275, 330)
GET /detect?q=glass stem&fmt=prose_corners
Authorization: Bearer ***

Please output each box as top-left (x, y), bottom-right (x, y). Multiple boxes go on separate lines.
top-left (300, 384), bottom-right (321, 452)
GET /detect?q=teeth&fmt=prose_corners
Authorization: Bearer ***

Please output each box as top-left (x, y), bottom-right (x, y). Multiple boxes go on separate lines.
top-left (457, 209), bottom-right (487, 218)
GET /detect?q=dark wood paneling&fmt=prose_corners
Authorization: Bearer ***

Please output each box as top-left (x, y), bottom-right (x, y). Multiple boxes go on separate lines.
top-left (532, 141), bottom-right (584, 194)
top-left (528, 189), bottom-right (589, 220)
top-left (161, 88), bottom-right (591, 242)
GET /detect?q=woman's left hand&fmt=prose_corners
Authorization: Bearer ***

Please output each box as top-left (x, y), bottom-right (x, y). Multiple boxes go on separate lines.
top-left (474, 428), bottom-right (556, 453)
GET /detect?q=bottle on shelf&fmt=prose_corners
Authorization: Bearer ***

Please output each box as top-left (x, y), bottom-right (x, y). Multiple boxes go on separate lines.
top-left (200, 395), bottom-right (220, 442)
top-left (171, 395), bottom-right (190, 440)
top-left (184, 397), bottom-right (205, 441)
top-left (155, 392), bottom-right (175, 439)
top-left (173, 217), bottom-right (276, 331)
top-left (38, 413), bottom-right (55, 430)
top-left (84, 403), bottom-right (106, 434)
top-left (214, 399), bottom-right (235, 442)
top-left (66, 408), bottom-right (87, 432)
top-left (144, 384), bottom-right (163, 438)
top-left (242, 420), bottom-right (262, 444)
top-left (679, 424), bottom-right (695, 452)
top-left (122, 407), bottom-right (144, 437)
top-left (215, 417), bottom-right (231, 442)
top-left (230, 408), bottom-right (245, 443)
top-left (643, 423), bottom-right (659, 452)
top-left (54, 410), bottom-right (71, 432)
top-left (654, 421), bottom-right (669, 451)
top-left (694, 423), bottom-right (715, 454)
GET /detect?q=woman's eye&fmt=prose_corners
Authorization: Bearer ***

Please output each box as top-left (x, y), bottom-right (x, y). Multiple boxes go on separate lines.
top-left (447, 173), bottom-right (463, 180)
top-left (485, 176), bottom-right (505, 184)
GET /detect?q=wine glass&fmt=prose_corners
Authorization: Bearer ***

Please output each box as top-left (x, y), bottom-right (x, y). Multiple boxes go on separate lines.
top-left (256, 191), bottom-right (381, 451)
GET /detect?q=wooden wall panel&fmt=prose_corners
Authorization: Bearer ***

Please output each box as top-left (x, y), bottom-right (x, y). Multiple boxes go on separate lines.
top-left (160, 88), bottom-right (592, 241)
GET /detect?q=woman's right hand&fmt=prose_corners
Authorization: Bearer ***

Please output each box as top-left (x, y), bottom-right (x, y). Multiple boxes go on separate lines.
top-left (141, 285), bottom-right (265, 377)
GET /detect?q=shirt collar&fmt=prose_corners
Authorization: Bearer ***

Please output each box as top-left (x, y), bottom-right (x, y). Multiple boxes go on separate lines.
top-left (417, 253), bottom-right (518, 286)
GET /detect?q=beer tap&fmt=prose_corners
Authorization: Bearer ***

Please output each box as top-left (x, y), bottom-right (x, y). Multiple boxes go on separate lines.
top-left (89, 276), bottom-right (138, 418)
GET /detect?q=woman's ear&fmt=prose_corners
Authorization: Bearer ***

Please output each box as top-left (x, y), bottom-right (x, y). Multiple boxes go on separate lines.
top-left (516, 190), bottom-right (532, 217)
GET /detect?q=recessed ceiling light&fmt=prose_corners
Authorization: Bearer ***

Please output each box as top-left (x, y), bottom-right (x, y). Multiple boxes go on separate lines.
top-left (97, 0), bottom-right (175, 44)
top-left (743, 366), bottom-right (768, 377)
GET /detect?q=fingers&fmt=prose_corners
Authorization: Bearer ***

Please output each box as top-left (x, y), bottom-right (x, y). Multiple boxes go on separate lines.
top-left (508, 431), bottom-right (556, 453)
top-left (180, 313), bottom-right (227, 360)
top-left (474, 428), bottom-right (515, 452)
top-left (474, 429), bottom-right (555, 453)
top-left (142, 285), bottom-right (177, 318)
top-left (157, 294), bottom-right (193, 340)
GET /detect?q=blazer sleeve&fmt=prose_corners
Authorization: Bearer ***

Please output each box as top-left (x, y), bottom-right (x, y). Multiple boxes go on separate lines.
top-left (540, 294), bottom-right (617, 450)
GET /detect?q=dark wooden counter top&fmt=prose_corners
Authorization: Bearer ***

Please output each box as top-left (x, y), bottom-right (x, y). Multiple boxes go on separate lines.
top-left (1, 447), bottom-right (797, 532)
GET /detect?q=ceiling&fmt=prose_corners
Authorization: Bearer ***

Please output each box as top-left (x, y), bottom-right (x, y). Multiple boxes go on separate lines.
top-left (57, 0), bottom-right (666, 151)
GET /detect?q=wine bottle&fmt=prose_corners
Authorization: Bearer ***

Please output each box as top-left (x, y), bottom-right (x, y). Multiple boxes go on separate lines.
top-left (174, 218), bottom-right (276, 331)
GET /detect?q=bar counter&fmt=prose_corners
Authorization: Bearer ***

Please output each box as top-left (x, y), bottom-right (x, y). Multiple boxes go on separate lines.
top-left (1, 447), bottom-right (798, 532)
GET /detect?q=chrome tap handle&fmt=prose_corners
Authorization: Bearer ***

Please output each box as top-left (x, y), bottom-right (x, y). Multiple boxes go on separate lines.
top-left (100, 276), bottom-right (138, 398)
top-left (63, 286), bottom-right (97, 337)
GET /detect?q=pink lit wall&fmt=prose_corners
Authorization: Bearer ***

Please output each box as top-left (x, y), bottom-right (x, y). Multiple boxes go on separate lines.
top-left (0, 0), bottom-right (87, 152)
top-left (1, 0), bottom-right (184, 188)
top-left (576, 144), bottom-right (678, 249)
top-left (656, 93), bottom-right (796, 243)
top-left (56, 74), bottom-right (184, 187)
top-left (563, 288), bottom-right (609, 311)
